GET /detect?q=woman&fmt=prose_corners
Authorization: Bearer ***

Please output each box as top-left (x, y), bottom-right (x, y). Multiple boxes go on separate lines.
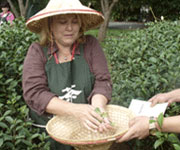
top-left (0, 1), bottom-right (14, 25)
top-left (117, 89), bottom-right (180, 143)
top-left (23, 0), bottom-right (112, 149)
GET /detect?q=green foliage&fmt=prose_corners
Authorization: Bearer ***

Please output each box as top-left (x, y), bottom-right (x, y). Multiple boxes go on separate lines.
top-left (1, 16), bottom-right (180, 150)
top-left (157, 113), bottom-right (164, 129)
top-left (27, 0), bottom-right (180, 21)
top-left (150, 104), bottom-right (180, 150)
top-left (27, 0), bottom-right (49, 18)
top-left (0, 18), bottom-right (50, 149)
top-left (111, 0), bottom-right (180, 21)
top-left (103, 20), bottom-right (180, 149)
top-left (104, 20), bottom-right (180, 107)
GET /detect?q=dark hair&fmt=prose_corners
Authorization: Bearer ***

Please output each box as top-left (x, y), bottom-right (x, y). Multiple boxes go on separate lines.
top-left (1, 1), bottom-right (10, 9)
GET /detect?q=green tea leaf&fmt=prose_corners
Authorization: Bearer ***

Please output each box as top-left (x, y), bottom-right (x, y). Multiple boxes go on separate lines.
top-left (0, 138), bottom-right (3, 147)
top-left (154, 139), bottom-right (164, 149)
top-left (149, 119), bottom-right (156, 124)
top-left (173, 144), bottom-right (180, 150)
top-left (110, 121), bottom-right (115, 127)
top-left (157, 113), bottom-right (164, 129)
top-left (0, 122), bottom-right (8, 129)
top-left (5, 116), bottom-right (13, 124)
top-left (168, 133), bottom-right (180, 144)
top-left (95, 107), bottom-right (101, 114)
top-left (101, 112), bottom-right (108, 118)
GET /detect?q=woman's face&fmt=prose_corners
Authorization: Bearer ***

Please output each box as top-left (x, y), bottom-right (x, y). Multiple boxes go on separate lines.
top-left (51, 14), bottom-right (81, 47)
top-left (2, 7), bottom-right (9, 13)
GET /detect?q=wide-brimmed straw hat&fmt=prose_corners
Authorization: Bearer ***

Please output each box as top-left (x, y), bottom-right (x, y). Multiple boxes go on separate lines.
top-left (46, 105), bottom-right (134, 150)
top-left (26, 0), bottom-right (104, 33)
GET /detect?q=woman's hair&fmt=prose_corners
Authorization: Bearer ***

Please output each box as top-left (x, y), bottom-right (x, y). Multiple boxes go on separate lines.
top-left (1, 1), bottom-right (10, 9)
top-left (39, 14), bottom-right (86, 46)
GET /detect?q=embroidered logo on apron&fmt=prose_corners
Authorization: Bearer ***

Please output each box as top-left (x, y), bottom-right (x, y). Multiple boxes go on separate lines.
top-left (59, 85), bottom-right (82, 102)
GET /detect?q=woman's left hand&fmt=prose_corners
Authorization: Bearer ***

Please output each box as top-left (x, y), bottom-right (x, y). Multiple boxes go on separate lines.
top-left (91, 94), bottom-right (112, 132)
top-left (117, 116), bottom-right (150, 143)
top-left (95, 106), bottom-right (112, 132)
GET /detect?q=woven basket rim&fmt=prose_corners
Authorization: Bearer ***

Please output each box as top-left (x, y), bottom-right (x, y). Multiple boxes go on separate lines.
top-left (46, 104), bottom-right (134, 145)
top-left (48, 129), bottom-right (127, 145)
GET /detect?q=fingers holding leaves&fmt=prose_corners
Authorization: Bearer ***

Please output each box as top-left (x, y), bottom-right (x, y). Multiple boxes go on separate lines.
top-left (72, 104), bottom-right (101, 132)
top-left (94, 107), bottom-right (114, 132)
top-left (73, 105), bottom-right (114, 132)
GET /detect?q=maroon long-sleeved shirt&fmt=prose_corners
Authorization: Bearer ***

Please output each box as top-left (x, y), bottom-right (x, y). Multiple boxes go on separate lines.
top-left (22, 35), bottom-right (112, 115)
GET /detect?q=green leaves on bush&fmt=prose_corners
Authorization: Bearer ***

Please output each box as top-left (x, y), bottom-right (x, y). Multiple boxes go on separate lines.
top-left (104, 21), bottom-right (180, 107)
top-left (103, 20), bottom-right (180, 150)
top-left (0, 18), bottom-right (50, 149)
top-left (1, 17), bottom-right (180, 150)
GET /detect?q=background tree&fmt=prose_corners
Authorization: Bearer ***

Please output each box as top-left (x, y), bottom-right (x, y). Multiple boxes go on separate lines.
top-left (98, 0), bottom-right (119, 42)
top-left (5, 0), bottom-right (117, 42)
top-left (4, 0), bottom-right (48, 18)
top-left (2, 0), bottom-right (179, 41)
top-left (7, 0), bottom-right (29, 17)
top-left (81, 0), bottom-right (180, 41)
top-left (111, 0), bottom-right (180, 21)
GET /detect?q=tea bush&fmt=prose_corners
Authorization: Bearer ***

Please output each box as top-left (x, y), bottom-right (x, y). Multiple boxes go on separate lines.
top-left (104, 21), bottom-right (180, 107)
top-left (1, 18), bottom-right (180, 150)
top-left (103, 21), bottom-right (180, 149)
top-left (0, 18), bottom-right (50, 149)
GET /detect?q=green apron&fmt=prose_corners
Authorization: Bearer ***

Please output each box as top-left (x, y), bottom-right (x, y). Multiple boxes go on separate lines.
top-left (30, 44), bottom-right (95, 150)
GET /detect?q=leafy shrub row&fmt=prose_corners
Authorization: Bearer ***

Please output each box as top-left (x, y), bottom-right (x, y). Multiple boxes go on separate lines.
top-left (1, 18), bottom-right (180, 150)
top-left (104, 21), bottom-right (180, 106)
top-left (104, 21), bottom-right (180, 149)
top-left (0, 19), bottom-right (50, 149)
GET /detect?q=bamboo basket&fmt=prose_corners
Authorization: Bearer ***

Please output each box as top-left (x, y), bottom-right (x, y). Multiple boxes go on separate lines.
top-left (46, 105), bottom-right (134, 150)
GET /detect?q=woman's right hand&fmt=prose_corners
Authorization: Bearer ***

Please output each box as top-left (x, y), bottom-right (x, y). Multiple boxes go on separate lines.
top-left (70, 103), bottom-right (104, 132)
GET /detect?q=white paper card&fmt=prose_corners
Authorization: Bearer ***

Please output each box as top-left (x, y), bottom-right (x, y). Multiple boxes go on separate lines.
top-left (129, 99), bottom-right (168, 117)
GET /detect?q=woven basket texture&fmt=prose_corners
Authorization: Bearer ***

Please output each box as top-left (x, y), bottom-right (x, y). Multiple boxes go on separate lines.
top-left (46, 105), bottom-right (134, 150)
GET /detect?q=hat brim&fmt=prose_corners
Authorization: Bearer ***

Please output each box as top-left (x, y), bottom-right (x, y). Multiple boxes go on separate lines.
top-left (26, 9), bottom-right (104, 33)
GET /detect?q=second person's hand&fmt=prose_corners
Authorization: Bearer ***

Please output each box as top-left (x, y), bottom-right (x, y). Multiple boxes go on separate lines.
top-left (117, 116), bottom-right (149, 143)
top-left (149, 93), bottom-right (172, 107)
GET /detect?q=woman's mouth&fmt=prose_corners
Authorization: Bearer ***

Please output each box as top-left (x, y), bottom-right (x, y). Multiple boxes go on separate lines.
top-left (64, 34), bottom-right (73, 37)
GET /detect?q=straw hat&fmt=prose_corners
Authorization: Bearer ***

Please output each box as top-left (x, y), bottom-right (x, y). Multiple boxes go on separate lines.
top-left (26, 0), bottom-right (104, 33)
top-left (46, 105), bottom-right (134, 150)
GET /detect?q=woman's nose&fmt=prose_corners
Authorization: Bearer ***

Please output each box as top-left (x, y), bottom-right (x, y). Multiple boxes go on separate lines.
top-left (66, 23), bottom-right (73, 31)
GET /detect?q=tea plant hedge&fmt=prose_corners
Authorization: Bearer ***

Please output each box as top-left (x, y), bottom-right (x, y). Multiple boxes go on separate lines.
top-left (105, 21), bottom-right (180, 107)
top-left (0, 18), bottom-right (180, 150)
top-left (104, 21), bottom-right (180, 149)
top-left (0, 18), bottom-right (50, 150)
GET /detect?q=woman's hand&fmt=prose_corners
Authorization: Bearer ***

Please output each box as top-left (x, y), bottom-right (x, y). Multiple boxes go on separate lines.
top-left (94, 106), bottom-right (113, 132)
top-left (46, 96), bottom-right (111, 132)
top-left (70, 103), bottom-right (104, 132)
top-left (91, 94), bottom-right (112, 132)
top-left (117, 116), bottom-right (149, 143)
